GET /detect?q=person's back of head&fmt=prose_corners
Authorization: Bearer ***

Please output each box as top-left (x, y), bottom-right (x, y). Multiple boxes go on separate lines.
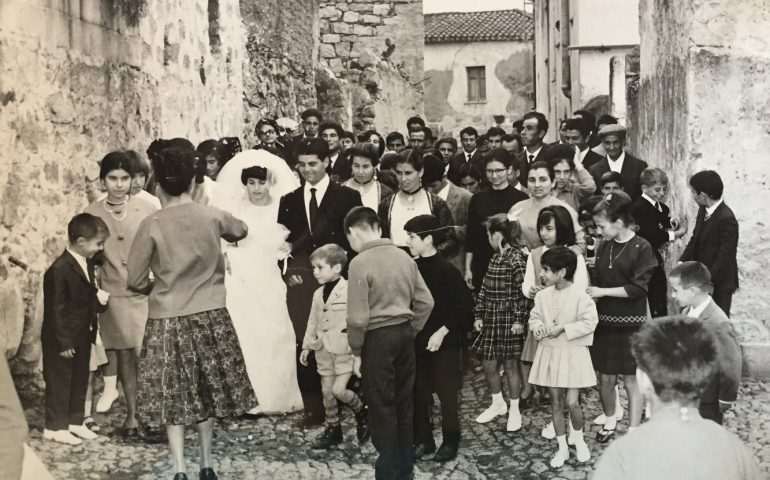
top-left (689, 170), bottom-right (723, 200)
top-left (420, 152), bottom-right (446, 187)
top-left (152, 147), bottom-right (197, 197)
top-left (344, 206), bottom-right (380, 234)
top-left (631, 315), bottom-right (718, 406)
top-left (596, 114), bottom-right (618, 130)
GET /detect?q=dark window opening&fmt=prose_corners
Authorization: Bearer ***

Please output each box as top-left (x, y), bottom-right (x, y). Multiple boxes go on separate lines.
top-left (467, 66), bottom-right (486, 102)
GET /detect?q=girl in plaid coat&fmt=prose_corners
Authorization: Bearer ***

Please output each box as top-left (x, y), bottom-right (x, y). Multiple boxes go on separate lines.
top-left (472, 213), bottom-right (533, 432)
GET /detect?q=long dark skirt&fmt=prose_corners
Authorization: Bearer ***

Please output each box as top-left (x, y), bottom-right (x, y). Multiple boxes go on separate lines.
top-left (137, 308), bottom-right (258, 428)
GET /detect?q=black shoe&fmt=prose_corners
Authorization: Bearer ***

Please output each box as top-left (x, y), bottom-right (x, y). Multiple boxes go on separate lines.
top-left (433, 442), bottom-right (459, 463)
top-left (199, 467), bottom-right (218, 480)
top-left (172, 474), bottom-right (188, 480)
top-left (355, 406), bottom-right (370, 443)
top-left (596, 427), bottom-right (616, 444)
top-left (311, 424), bottom-right (343, 450)
top-left (300, 412), bottom-right (325, 428)
top-left (142, 426), bottom-right (167, 444)
top-left (413, 442), bottom-right (437, 460)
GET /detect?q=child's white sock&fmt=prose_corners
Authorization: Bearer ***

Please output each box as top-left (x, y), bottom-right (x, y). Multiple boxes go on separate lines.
top-left (509, 398), bottom-right (520, 412)
top-left (573, 429), bottom-right (591, 462)
top-left (492, 392), bottom-right (505, 407)
top-left (550, 435), bottom-right (569, 468)
top-left (604, 414), bottom-right (618, 431)
top-left (84, 400), bottom-right (92, 416)
top-left (103, 375), bottom-right (118, 394)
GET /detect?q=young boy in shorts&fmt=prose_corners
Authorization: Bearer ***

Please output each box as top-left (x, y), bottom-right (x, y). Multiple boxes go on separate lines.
top-left (301, 244), bottom-right (368, 449)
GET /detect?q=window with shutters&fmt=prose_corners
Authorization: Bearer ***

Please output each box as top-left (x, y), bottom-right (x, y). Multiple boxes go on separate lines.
top-left (466, 66), bottom-right (486, 103)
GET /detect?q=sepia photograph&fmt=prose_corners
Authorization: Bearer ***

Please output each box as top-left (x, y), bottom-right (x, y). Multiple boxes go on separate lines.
top-left (0, 0), bottom-right (767, 478)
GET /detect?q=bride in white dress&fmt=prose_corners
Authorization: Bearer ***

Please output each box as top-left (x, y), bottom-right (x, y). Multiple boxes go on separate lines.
top-left (213, 150), bottom-right (303, 414)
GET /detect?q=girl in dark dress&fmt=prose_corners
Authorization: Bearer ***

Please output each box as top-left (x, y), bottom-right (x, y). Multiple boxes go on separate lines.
top-left (587, 192), bottom-right (657, 444)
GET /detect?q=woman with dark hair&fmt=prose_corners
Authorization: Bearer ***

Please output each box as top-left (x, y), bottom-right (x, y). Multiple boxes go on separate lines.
top-left (507, 160), bottom-right (585, 254)
top-left (360, 130), bottom-right (385, 159)
top-left (127, 146), bottom-right (256, 480)
top-left (213, 149), bottom-right (303, 415)
top-left (343, 142), bottom-right (393, 210)
top-left (254, 119), bottom-right (290, 165)
top-left (85, 151), bottom-right (159, 439)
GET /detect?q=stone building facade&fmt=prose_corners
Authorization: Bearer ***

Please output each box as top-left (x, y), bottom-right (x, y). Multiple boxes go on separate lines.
top-left (0, 0), bottom-right (423, 371)
top-left (423, 9), bottom-right (534, 137)
top-left (317, 0), bottom-right (424, 134)
top-left (627, 0), bottom-right (770, 375)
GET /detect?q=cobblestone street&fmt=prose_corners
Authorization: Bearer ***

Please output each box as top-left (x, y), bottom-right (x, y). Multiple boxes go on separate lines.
top-left (16, 364), bottom-right (770, 479)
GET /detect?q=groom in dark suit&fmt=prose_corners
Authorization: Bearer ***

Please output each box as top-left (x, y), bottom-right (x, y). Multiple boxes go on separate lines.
top-left (278, 138), bottom-right (362, 426)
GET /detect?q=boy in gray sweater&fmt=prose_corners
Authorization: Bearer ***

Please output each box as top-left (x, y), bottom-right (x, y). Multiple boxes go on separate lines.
top-left (344, 206), bottom-right (434, 480)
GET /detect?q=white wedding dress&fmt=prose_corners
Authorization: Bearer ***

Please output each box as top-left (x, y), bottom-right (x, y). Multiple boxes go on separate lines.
top-left (214, 150), bottom-right (303, 414)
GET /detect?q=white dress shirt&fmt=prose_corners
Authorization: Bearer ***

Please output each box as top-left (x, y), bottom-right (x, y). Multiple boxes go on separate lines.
top-left (687, 297), bottom-right (712, 318)
top-left (437, 181), bottom-right (451, 202)
top-left (525, 145), bottom-right (543, 164)
top-left (705, 199), bottom-right (723, 218)
top-left (66, 247), bottom-right (90, 280)
top-left (329, 152), bottom-right (339, 169)
top-left (607, 151), bottom-right (626, 173)
top-left (304, 174), bottom-right (330, 228)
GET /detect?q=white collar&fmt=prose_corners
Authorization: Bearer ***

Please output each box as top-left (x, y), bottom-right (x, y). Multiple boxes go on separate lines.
top-left (305, 174), bottom-right (331, 197)
top-left (687, 297), bottom-right (712, 318)
top-left (607, 151), bottom-right (626, 164)
top-left (66, 247), bottom-right (90, 279)
top-left (641, 193), bottom-right (659, 207)
top-left (525, 146), bottom-right (542, 159)
top-left (464, 149), bottom-right (476, 159)
top-left (437, 181), bottom-right (451, 201)
top-left (706, 199), bottom-right (723, 217)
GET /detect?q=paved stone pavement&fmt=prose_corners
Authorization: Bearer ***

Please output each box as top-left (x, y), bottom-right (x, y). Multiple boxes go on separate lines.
top-left (16, 365), bottom-right (770, 480)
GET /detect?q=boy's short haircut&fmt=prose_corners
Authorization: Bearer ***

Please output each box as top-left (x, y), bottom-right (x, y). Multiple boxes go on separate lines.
top-left (640, 167), bottom-right (669, 187)
top-left (486, 126), bottom-right (506, 138)
top-left (459, 126), bottom-right (478, 138)
top-left (301, 108), bottom-right (323, 121)
top-left (631, 315), bottom-right (718, 404)
top-left (341, 130), bottom-right (356, 142)
top-left (670, 261), bottom-right (712, 291)
top-left (564, 118), bottom-right (591, 138)
top-left (68, 213), bottom-right (110, 244)
top-left (420, 153), bottom-right (446, 184)
top-left (422, 126), bottom-right (434, 141)
top-left (404, 214), bottom-right (446, 245)
top-left (344, 206), bottom-right (380, 232)
top-left (319, 122), bottom-right (344, 137)
top-left (457, 163), bottom-right (482, 182)
top-left (540, 246), bottom-right (578, 281)
top-left (689, 170), bottom-right (724, 199)
top-left (310, 244), bottom-right (349, 270)
top-left (296, 138), bottom-right (330, 160)
top-left (406, 116), bottom-right (426, 131)
top-left (386, 131), bottom-right (405, 144)
top-left (600, 171), bottom-right (624, 189)
top-left (512, 119), bottom-right (524, 133)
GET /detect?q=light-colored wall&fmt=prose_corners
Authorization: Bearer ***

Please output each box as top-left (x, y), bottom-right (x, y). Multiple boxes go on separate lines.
top-left (424, 41), bottom-right (533, 136)
top-left (633, 0), bottom-right (770, 355)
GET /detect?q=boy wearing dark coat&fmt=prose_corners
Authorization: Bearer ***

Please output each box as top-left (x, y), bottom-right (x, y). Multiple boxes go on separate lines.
top-left (404, 215), bottom-right (473, 463)
top-left (42, 213), bottom-right (110, 445)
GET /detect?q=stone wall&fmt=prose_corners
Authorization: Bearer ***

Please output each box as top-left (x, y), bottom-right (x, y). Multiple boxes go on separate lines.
top-left (633, 0), bottom-right (770, 374)
top-left (317, 0), bottom-right (424, 134)
top-left (0, 0), bottom-right (249, 370)
top-left (240, 0), bottom-right (319, 146)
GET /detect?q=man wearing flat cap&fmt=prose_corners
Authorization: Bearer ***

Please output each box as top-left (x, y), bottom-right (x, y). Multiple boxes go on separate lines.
top-left (588, 124), bottom-right (648, 199)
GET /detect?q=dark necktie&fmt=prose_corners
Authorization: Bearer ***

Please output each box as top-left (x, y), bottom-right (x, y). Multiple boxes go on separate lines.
top-left (528, 154), bottom-right (535, 164)
top-left (466, 153), bottom-right (471, 163)
top-left (309, 188), bottom-right (319, 228)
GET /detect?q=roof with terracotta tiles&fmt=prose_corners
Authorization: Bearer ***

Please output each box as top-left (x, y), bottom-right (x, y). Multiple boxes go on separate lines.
top-left (424, 9), bottom-right (534, 44)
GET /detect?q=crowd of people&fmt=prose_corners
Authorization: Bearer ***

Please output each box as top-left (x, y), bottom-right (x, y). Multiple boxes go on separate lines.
top-left (30, 106), bottom-right (762, 480)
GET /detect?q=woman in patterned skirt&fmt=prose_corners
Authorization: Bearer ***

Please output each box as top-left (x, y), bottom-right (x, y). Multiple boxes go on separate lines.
top-left (472, 214), bottom-right (533, 433)
top-left (127, 146), bottom-right (257, 480)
